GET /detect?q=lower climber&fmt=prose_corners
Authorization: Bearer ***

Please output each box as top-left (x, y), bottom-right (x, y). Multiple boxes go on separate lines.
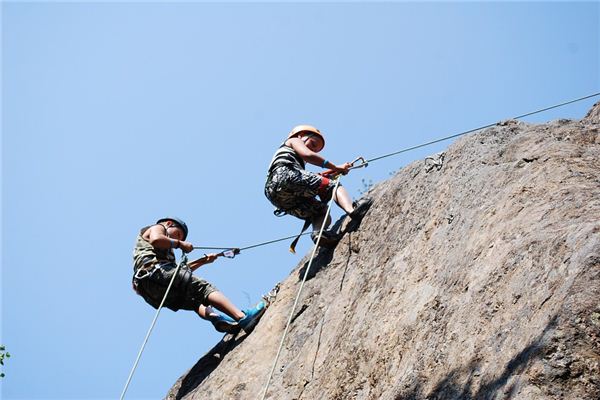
top-left (132, 217), bottom-right (265, 334)
top-left (264, 125), bottom-right (372, 249)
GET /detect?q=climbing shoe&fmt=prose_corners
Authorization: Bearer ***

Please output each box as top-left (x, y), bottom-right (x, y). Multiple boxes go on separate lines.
top-left (238, 301), bottom-right (267, 332)
top-left (311, 229), bottom-right (341, 248)
top-left (348, 197), bottom-right (373, 221)
top-left (208, 313), bottom-right (239, 334)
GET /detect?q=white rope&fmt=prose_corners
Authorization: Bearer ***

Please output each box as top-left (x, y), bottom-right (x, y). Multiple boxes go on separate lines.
top-left (120, 255), bottom-right (186, 400)
top-left (259, 178), bottom-right (342, 400)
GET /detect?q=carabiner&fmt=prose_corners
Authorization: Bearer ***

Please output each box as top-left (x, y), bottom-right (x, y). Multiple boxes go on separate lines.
top-left (349, 156), bottom-right (369, 171)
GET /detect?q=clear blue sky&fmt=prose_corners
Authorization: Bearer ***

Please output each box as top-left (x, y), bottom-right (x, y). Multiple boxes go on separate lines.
top-left (2, 1), bottom-right (598, 399)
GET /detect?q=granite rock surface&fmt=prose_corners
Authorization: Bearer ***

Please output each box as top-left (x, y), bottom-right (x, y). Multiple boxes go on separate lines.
top-left (167, 102), bottom-right (600, 400)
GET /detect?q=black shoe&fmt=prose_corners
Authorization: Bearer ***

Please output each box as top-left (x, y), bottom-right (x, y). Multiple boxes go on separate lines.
top-left (311, 229), bottom-right (341, 248)
top-left (348, 197), bottom-right (373, 221)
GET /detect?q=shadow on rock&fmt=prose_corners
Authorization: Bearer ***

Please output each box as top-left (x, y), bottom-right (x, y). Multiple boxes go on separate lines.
top-left (170, 332), bottom-right (250, 400)
top-left (298, 246), bottom-right (335, 281)
top-left (396, 315), bottom-right (558, 400)
top-left (297, 213), bottom-right (366, 282)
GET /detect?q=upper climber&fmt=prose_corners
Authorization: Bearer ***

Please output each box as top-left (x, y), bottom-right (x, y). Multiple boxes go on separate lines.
top-left (264, 125), bottom-right (372, 248)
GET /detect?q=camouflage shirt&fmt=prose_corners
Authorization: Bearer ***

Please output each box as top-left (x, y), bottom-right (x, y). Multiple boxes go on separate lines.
top-left (132, 225), bottom-right (176, 271)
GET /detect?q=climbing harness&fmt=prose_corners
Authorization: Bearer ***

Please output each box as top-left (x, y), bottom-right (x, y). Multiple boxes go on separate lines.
top-left (121, 252), bottom-right (188, 400)
top-left (133, 257), bottom-right (159, 282)
top-left (287, 157), bottom-right (368, 253)
top-left (132, 258), bottom-right (194, 310)
top-left (260, 178), bottom-right (342, 400)
top-left (288, 220), bottom-right (311, 254)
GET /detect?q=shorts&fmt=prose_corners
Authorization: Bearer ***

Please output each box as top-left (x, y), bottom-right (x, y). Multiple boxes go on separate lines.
top-left (264, 164), bottom-right (340, 221)
top-left (135, 263), bottom-right (217, 312)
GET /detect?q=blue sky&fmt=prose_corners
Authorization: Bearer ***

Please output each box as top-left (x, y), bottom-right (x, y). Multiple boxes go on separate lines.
top-left (1, 1), bottom-right (598, 399)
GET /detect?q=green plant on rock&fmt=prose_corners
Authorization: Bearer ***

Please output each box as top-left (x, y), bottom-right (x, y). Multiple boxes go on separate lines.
top-left (358, 178), bottom-right (374, 196)
top-left (0, 345), bottom-right (10, 378)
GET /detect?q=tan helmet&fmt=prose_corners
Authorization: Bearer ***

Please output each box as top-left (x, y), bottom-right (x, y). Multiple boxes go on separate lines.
top-left (287, 124), bottom-right (325, 151)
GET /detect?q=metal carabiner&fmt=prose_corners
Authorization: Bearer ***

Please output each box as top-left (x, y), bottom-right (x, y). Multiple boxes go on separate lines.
top-left (320, 156), bottom-right (369, 178)
top-left (349, 156), bottom-right (369, 171)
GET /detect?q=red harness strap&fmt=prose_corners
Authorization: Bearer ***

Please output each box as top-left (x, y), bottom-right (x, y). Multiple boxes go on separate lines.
top-left (318, 176), bottom-right (331, 196)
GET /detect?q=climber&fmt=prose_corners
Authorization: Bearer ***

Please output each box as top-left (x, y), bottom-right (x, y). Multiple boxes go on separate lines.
top-left (264, 125), bottom-right (372, 249)
top-left (132, 217), bottom-right (266, 334)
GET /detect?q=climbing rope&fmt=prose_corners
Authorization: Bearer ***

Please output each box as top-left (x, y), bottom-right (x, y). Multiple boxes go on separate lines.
top-left (350, 91), bottom-right (600, 168)
top-left (192, 232), bottom-right (313, 252)
top-left (120, 253), bottom-right (188, 400)
top-left (259, 178), bottom-right (342, 400)
top-left (192, 92), bottom-right (600, 255)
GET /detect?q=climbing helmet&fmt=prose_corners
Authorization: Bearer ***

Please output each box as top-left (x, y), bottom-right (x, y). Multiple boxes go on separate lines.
top-left (287, 125), bottom-right (325, 152)
top-left (156, 217), bottom-right (189, 240)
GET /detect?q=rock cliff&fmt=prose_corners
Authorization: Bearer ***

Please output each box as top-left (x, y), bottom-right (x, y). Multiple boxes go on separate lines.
top-left (167, 102), bottom-right (600, 400)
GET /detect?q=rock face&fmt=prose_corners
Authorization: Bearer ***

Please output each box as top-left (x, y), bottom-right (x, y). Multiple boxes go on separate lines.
top-left (167, 102), bottom-right (600, 400)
